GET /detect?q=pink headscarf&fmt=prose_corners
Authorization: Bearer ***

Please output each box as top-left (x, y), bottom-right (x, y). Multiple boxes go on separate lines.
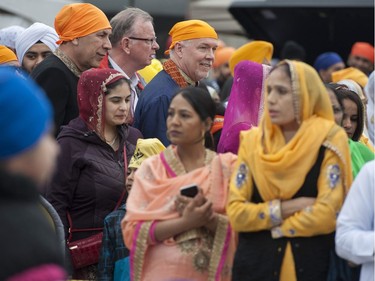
top-left (217, 60), bottom-right (270, 154)
top-left (77, 68), bottom-right (127, 139)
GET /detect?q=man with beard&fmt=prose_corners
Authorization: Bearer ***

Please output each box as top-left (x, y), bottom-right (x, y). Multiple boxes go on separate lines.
top-left (134, 20), bottom-right (218, 145)
top-left (31, 3), bottom-right (111, 136)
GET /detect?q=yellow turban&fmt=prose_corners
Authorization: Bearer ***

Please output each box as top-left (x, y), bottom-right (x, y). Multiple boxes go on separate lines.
top-left (128, 138), bottom-right (166, 169)
top-left (138, 58), bottom-right (163, 83)
top-left (213, 46), bottom-right (235, 68)
top-left (229, 40), bottom-right (273, 75)
top-left (54, 3), bottom-right (111, 44)
top-left (165, 20), bottom-right (218, 55)
top-left (0, 45), bottom-right (17, 64)
top-left (331, 67), bottom-right (369, 88)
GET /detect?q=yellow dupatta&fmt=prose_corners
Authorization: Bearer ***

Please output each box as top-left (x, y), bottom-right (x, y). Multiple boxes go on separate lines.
top-left (248, 60), bottom-right (352, 201)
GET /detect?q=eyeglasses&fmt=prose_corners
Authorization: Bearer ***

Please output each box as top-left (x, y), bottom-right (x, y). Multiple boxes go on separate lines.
top-left (128, 36), bottom-right (157, 45)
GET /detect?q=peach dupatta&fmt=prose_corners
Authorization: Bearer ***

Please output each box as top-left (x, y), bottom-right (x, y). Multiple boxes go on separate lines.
top-left (122, 146), bottom-right (237, 281)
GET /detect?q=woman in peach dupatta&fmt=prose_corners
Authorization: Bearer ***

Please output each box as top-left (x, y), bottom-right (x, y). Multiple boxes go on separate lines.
top-left (122, 87), bottom-right (237, 281)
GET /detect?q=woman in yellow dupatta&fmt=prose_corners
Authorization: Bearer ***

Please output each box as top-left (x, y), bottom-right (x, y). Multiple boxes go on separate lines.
top-left (122, 87), bottom-right (237, 281)
top-left (227, 60), bottom-right (352, 281)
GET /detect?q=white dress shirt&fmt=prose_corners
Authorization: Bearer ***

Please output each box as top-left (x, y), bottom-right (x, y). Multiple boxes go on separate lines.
top-left (108, 56), bottom-right (140, 112)
top-left (336, 160), bottom-right (375, 281)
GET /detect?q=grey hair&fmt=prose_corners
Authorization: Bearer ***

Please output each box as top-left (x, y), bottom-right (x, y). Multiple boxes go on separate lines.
top-left (169, 39), bottom-right (192, 57)
top-left (109, 7), bottom-right (153, 46)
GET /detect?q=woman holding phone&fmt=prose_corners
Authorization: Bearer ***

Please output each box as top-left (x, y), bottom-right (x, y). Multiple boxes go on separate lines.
top-left (122, 87), bottom-right (237, 281)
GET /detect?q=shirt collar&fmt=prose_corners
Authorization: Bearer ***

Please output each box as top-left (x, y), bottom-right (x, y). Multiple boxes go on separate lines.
top-left (54, 48), bottom-right (82, 77)
top-left (178, 68), bottom-right (197, 86)
top-left (108, 56), bottom-right (140, 88)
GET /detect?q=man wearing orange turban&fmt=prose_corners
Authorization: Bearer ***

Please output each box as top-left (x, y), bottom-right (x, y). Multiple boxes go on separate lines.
top-left (134, 19), bottom-right (218, 145)
top-left (207, 46), bottom-right (235, 91)
top-left (31, 3), bottom-right (112, 136)
top-left (347, 42), bottom-right (374, 76)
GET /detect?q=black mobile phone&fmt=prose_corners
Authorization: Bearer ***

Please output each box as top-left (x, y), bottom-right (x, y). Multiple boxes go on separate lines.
top-left (180, 184), bottom-right (198, 198)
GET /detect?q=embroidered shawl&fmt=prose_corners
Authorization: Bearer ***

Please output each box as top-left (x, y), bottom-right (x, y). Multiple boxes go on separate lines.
top-left (122, 146), bottom-right (237, 281)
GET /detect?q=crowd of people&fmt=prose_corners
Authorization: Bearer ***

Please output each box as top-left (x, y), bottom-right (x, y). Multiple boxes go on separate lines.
top-left (0, 2), bottom-right (374, 281)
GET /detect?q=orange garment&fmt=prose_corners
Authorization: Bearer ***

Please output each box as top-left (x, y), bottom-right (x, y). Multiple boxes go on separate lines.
top-left (54, 3), bottom-right (111, 44)
top-left (351, 42), bottom-right (374, 63)
top-left (122, 146), bottom-right (237, 281)
top-left (229, 40), bottom-right (273, 75)
top-left (0, 45), bottom-right (17, 64)
top-left (211, 115), bottom-right (224, 135)
top-left (332, 67), bottom-right (369, 88)
top-left (165, 20), bottom-right (218, 55)
top-left (213, 47), bottom-right (235, 68)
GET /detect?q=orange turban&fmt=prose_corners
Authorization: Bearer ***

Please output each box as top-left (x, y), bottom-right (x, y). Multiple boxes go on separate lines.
top-left (54, 3), bottom-right (111, 44)
top-left (331, 67), bottom-right (369, 88)
top-left (351, 42), bottom-right (374, 63)
top-left (229, 40), bottom-right (273, 75)
top-left (213, 46), bottom-right (235, 68)
top-left (0, 45), bottom-right (18, 64)
top-left (165, 20), bottom-right (218, 55)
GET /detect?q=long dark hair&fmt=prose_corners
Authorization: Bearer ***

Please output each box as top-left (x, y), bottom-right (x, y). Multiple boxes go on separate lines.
top-left (171, 87), bottom-right (216, 150)
top-left (325, 84), bottom-right (344, 111)
top-left (328, 83), bottom-right (365, 141)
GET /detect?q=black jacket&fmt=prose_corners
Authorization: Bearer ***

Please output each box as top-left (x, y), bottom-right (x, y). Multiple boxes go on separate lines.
top-left (0, 170), bottom-right (65, 279)
top-left (45, 117), bottom-right (142, 241)
top-left (31, 54), bottom-right (79, 136)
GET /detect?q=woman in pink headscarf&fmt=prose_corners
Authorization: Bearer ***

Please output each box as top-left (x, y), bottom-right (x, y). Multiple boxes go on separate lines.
top-left (46, 68), bottom-right (142, 279)
top-left (217, 60), bottom-right (271, 154)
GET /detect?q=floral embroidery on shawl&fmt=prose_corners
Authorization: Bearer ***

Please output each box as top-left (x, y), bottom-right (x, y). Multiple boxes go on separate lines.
top-left (235, 163), bottom-right (248, 189)
top-left (175, 228), bottom-right (213, 272)
top-left (322, 125), bottom-right (350, 193)
top-left (326, 164), bottom-right (340, 189)
top-left (161, 145), bottom-right (216, 176)
top-left (130, 221), bottom-right (152, 281)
